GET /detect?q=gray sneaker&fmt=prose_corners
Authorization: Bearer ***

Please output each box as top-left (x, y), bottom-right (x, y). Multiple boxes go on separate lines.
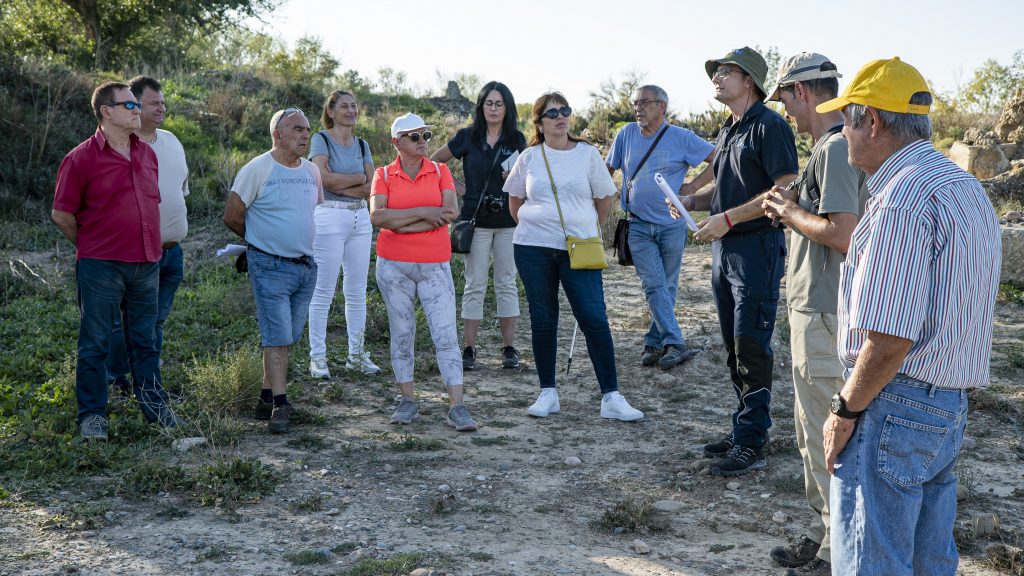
top-left (155, 403), bottom-right (186, 429)
top-left (80, 414), bottom-right (109, 441)
top-left (389, 397), bottom-right (418, 425)
top-left (446, 404), bottom-right (478, 432)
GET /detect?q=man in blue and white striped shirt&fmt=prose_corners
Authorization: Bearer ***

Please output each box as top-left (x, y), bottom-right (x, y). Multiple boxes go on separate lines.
top-left (817, 58), bottom-right (1001, 576)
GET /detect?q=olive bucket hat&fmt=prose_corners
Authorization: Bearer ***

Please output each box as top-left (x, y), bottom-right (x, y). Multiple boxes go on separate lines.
top-left (705, 46), bottom-right (769, 101)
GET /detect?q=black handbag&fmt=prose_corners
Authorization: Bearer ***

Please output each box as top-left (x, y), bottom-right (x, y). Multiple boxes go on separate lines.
top-left (450, 141), bottom-right (505, 254)
top-left (614, 124), bottom-right (669, 266)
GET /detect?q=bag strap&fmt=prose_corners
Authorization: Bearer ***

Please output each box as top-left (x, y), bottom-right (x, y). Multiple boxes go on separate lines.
top-left (624, 123), bottom-right (670, 212)
top-left (802, 124), bottom-right (844, 211)
top-left (540, 143), bottom-right (602, 241)
top-left (319, 132), bottom-right (333, 164)
top-left (465, 142), bottom-right (505, 222)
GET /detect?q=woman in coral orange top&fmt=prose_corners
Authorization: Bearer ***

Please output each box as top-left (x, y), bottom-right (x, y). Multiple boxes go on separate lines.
top-left (369, 113), bottom-right (477, 432)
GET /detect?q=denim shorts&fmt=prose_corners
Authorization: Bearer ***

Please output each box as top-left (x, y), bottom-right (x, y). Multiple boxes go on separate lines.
top-left (248, 250), bottom-right (317, 347)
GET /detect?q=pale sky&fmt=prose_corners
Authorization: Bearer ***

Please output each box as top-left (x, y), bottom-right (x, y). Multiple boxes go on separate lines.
top-left (254, 0), bottom-right (1023, 116)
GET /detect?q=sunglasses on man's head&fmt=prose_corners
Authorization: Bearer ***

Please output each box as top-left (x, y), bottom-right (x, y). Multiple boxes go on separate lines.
top-left (401, 131), bottom-right (432, 142)
top-left (275, 107), bottom-right (306, 128)
top-left (541, 106), bottom-right (572, 120)
top-left (107, 101), bottom-right (141, 111)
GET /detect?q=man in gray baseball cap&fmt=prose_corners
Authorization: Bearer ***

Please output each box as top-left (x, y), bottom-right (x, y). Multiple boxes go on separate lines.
top-left (762, 52), bottom-right (867, 576)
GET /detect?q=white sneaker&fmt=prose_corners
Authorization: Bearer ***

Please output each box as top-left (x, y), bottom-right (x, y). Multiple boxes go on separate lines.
top-left (346, 352), bottom-right (381, 375)
top-left (527, 388), bottom-right (560, 418)
top-left (600, 391), bottom-right (644, 422)
top-left (309, 357), bottom-right (330, 379)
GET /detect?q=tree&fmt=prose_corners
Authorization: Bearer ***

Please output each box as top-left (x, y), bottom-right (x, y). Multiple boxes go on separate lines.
top-left (2, 0), bottom-right (279, 70)
top-left (959, 51), bottom-right (1024, 114)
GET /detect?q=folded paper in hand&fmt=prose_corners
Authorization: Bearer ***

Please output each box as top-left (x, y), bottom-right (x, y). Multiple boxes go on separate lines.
top-left (655, 173), bottom-right (699, 232)
top-left (501, 151), bottom-right (519, 172)
top-left (216, 244), bottom-right (247, 258)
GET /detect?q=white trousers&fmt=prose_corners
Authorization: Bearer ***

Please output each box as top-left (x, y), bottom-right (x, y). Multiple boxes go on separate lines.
top-left (461, 227), bottom-right (519, 320)
top-left (307, 205), bottom-right (372, 359)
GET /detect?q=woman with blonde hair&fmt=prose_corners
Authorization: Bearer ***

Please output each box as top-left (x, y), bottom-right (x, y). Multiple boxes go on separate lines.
top-left (307, 90), bottom-right (381, 378)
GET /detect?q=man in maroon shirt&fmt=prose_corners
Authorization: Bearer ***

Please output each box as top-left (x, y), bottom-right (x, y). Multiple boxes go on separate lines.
top-left (52, 81), bottom-right (183, 440)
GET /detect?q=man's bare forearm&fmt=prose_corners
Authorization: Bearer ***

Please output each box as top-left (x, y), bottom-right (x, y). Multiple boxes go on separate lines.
top-left (51, 210), bottom-right (78, 246)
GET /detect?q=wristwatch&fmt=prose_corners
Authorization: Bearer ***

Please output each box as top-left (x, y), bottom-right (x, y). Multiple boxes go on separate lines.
top-left (830, 393), bottom-right (864, 419)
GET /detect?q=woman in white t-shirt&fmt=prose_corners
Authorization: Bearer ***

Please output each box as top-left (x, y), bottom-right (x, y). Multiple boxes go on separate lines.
top-left (503, 92), bottom-right (644, 423)
top-left (306, 90), bottom-right (381, 378)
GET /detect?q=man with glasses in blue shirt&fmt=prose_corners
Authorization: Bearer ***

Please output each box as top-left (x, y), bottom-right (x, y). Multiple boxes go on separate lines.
top-left (607, 85), bottom-right (714, 370)
top-left (224, 107), bottom-right (323, 434)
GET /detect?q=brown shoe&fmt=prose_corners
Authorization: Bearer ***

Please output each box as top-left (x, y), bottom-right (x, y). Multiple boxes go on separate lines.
top-left (770, 535), bottom-right (821, 568)
top-left (269, 404), bottom-right (291, 434)
top-left (785, 558), bottom-right (830, 575)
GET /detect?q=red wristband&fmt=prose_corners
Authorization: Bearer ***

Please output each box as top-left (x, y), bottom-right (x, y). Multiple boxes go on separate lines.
top-left (723, 211), bottom-right (733, 228)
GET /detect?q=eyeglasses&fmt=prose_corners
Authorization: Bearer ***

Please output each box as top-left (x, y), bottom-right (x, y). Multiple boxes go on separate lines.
top-left (632, 99), bottom-right (663, 108)
top-left (275, 107), bottom-right (306, 129)
top-left (713, 68), bottom-right (741, 80)
top-left (540, 106), bottom-right (572, 120)
top-left (400, 131), bottom-right (432, 142)
top-left (107, 101), bottom-right (141, 111)
top-left (484, 100), bottom-right (505, 109)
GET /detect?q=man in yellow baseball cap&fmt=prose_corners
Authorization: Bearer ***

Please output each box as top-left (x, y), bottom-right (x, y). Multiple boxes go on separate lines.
top-left (821, 57), bottom-right (1001, 576)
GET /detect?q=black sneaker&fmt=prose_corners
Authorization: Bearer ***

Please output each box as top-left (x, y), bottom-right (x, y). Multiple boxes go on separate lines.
top-left (709, 444), bottom-right (767, 477)
top-left (785, 558), bottom-right (831, 575)
top-left (501, 346), bottom-right (520, 369)
top-left (462, 346), bottom-right (476, 371)
top-left (658, 344), bottom-right (695, 370)
top-left (771, 534), bottom-right (821, 568)
top-left (269, 403), bottom-right (291, 434)
top-left (640, 345), bottom-right (661, 366)
top-left (254, 398), bottom-right (273, 421)
top-left (703, 433), bottom-right (734, 458)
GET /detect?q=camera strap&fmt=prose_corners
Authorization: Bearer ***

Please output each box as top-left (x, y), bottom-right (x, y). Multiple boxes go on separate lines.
top-left (466, 140), bottom-right (506, 222)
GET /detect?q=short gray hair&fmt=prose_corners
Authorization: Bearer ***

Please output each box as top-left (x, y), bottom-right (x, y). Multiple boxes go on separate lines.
top-left (636, 84), bottom-right (669, 107)
top-left (843, 91), bottom-right (933, 141)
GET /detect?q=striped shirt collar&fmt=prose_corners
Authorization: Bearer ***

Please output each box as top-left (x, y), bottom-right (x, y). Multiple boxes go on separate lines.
top-left (866, 139), bottom-right (931, 195)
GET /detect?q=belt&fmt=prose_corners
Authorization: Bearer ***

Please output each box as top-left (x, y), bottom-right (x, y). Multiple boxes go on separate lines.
top-left (162, 241), bottom-right (179, 250)
top-left (321, 198), bottom-right (366, 211)
top-left (248, 244), bottom-right (312, 268)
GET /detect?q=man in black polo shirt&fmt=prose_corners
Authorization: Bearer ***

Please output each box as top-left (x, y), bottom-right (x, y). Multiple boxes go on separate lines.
top-left (679, 46), bottom-right (798, 476)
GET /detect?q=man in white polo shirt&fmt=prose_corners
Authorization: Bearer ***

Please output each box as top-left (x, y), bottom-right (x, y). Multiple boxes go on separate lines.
top-left (106, 76), bottom-right (190, 393)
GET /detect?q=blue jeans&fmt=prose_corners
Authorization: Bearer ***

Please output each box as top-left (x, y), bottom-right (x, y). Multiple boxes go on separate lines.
top-left (711, 229), bottom-right (785, 448)
top-left (248, 250), bottom-right (318, 347)
top-left (106, 244), bottom-right (184, 381)
top-left (75, 258), bottom-right (166, 423)
top-left (628, 217), bottom-right (687, 348)
top-left (513, 244), bottom-right (617, 393)
top-left (831, 375), bottom-right (968, 576)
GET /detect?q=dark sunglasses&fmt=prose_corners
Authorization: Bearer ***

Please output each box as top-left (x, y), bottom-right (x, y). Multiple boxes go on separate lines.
top-left (107, 101), bottom-right (141, 111)
top-left (541, 106), bottom-right (572, 120)
top-left (401, 131), bottom-right (432, 142)
top-left (274, 107), bottom-right (306, 129)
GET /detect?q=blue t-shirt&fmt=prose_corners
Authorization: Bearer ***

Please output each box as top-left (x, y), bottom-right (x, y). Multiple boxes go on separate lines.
top-left (606, 122), bottom-right (714, 225)
top-left (231, 152), bottom-right (321, 258)
top-left (308, 131), bottom-right (373, 202)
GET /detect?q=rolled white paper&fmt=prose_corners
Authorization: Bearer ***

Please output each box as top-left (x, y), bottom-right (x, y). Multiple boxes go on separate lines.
top-left (654, 173), bottom-right (699, 232)
top-left (216, 243), bottom-right (247, 258)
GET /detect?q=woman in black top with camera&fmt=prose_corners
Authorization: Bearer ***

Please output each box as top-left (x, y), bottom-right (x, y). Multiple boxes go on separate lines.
top-left (432, 81), bottom-right (527, 371)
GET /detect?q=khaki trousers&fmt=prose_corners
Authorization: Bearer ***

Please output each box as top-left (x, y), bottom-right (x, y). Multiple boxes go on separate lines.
top-left (789, 307), bottom-right (845, 563)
